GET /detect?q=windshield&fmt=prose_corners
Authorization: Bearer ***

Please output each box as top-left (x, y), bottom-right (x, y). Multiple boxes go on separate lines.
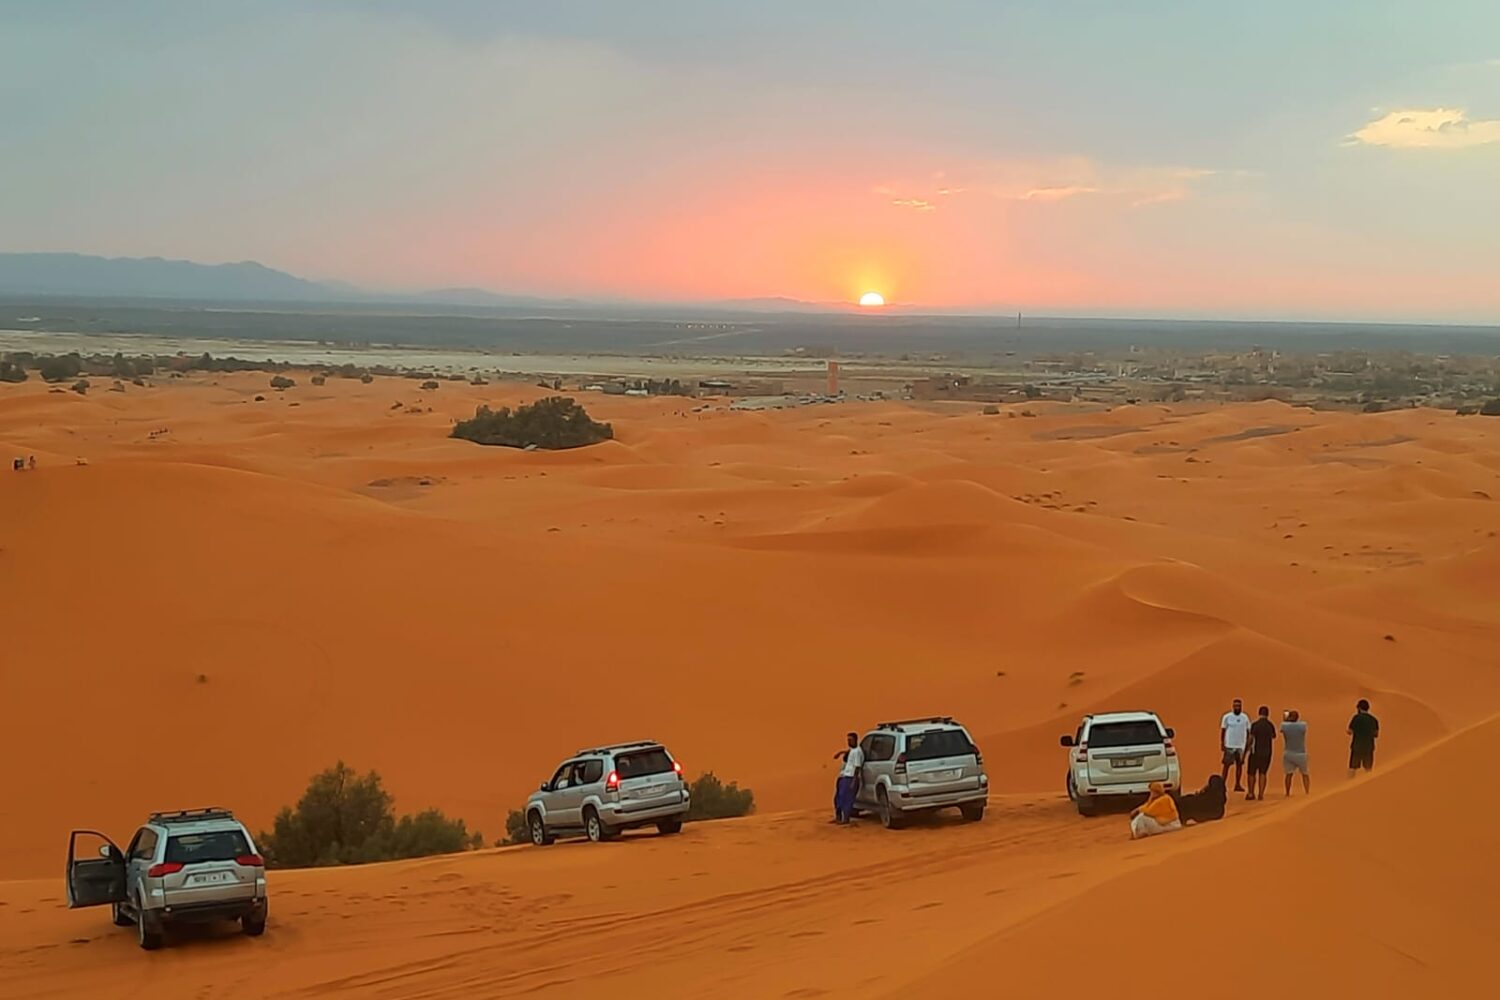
top-left (165, 830), bottom-right (251, 864)
top-left (904, 729), bottom-right (976, 762)
top-left (1087, 721), bottom-right (1164, 749)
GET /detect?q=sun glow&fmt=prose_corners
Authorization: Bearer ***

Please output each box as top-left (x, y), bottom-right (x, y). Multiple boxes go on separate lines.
top-left (858, 291), bottom-right (885, 307)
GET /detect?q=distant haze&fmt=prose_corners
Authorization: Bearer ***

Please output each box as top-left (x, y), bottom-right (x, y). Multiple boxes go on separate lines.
top-left (2, 1), bottom-right (1498, 322)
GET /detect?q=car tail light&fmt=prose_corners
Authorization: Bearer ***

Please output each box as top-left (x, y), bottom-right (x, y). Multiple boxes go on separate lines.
top-left (147, 862), bottom-right (183, 878)
top-left (1164, 738), bottom-right (1177, 758)
top-left (974, 747), bottom-right (984, 766)
top-left (894, 752), bottom-right (907, 775)
top-left (1075, 743), bottom-right (1089, 763)
top-left (605, 770), bottom-right (620, 791)
top-left (236, 854), bottom-right (264, 867)
top-left (672, 761), bottom-right (684, 778)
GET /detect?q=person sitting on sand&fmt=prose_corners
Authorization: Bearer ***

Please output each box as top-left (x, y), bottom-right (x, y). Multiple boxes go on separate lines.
top-left (1174, 774), bottom-right (1227, 824)
top-left (1130, 781), bottom-right (1182, 839)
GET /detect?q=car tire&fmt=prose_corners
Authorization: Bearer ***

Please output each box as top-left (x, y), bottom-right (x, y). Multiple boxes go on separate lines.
top-left (111, 900), bottom-right (133, 927)
top-left (877, 788), bottom-right (905, 830)
top-left (528, 811), bottom-right (554, 847)
top-left (136, 901), bottom-right (164, 951)
top-left (959, 803), bottom-right (985, 822)
top-left (584, 808), bottom-right (613, 843)
top-left (656, 818), bottom-right (683, 836)
top-left (1066, 773), bottom-right (1078, 802)
top-left (242, 903), bottom-right (267, 938)
top-left (1076, 795), bottom-right (1097, 817)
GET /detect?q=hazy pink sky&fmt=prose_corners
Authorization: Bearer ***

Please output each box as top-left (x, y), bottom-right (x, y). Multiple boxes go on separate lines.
top-left (3, 1), bottom-right (1498, 320)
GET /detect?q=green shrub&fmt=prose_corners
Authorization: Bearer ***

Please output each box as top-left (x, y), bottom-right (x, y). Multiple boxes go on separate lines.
top-left (685, 772), bottom-right (754, 822)
top-left (452, 396), bottom-right (613, 450)
top-left (421, 380), bottom-right (440, 390)
top-left (39, 354), bottom-right (83, 382)
top-left (502, 808), bottom-right (530, 845)
top-left (270, 375), bottom-right (296, 390)
top-left (257, 761), bottom-right (480, 868)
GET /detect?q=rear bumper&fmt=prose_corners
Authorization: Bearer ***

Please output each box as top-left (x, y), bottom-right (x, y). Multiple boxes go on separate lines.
top-left (891, 786), bottom-right (988, 812)
top-left (157, 897), bottom-right (265, 924)
top-left (1077, 780), bottom-right (1177, 797)
top-left (602, 799), bottom-right (689, 828)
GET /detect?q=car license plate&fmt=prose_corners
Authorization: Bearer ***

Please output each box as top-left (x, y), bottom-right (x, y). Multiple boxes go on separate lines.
top-left (640, 785), bottom-right (663, 797)
top-left (190, 872), bottom-right (231, 885)
top-left (1113, 758), bottom-right (1142, 768)
top-left (928, 769), bottom-right (959, 781)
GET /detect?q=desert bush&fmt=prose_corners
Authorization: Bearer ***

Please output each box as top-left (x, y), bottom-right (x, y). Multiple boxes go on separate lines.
top-left (71, 379), bottom-right (89, 395)
top-left (270, 375), bottom-right (296, 390)
top-left (421, 380), bottom-right (440, 390)
top-left (0, 361), bottom-right (27, 383)
top-left (311, 374), bottom-right (326, 386)
top-left (360, 373), bottom-right (374, 384)
top-left (257, 761), bottom-right (480, 868)
top-left (503, 808), bottom-right (529, 845)
top-left (39, 354), bottom-right (83, 382)
top-left (452, 396), bottom-right (613, 450)
top-left (1481, 398), bottom-right (1500, 417)
top-left (981, 405), bottom-right (999, 415)
top-left (685, 772), bottom-right (755, 822)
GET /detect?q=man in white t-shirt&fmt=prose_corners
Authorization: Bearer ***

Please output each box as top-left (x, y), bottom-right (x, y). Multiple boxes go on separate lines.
top-left (1220, 698), bottom-right (1251, 793)
top-left (833, 732), bottom-right (864, 824)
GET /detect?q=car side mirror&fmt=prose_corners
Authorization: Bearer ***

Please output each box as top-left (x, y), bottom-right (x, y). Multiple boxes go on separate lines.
top-left (540, 782), bottom-right (549, 791)
top-left (1059, 735), bottom-right (1075, 747)
top-left (98, 844), bottom-right (114, 860)
top-left (1165, 727), bottom-right (1175, 739)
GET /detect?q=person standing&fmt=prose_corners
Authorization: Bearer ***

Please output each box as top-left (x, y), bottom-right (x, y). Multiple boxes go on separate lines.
top-left (832, 732), bottom-right (864, 824)
top-left (1245, 706), bottom-right (1276, 801)
top-left (1281, 709), bottom-right (1310, 795)
top-left (1347, 699), bottom-right (1379, 777)
top-left (1220, 698), bottom-right (1251, 792)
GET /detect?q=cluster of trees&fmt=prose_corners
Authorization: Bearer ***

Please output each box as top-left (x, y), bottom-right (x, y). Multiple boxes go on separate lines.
top-left (39, 354), bottom-right (83, 382)
top-left (499, 771), bottom-right (755, 845)
top-left (257, 762), bottom-right (482, 869)
top-left (110, 352), bottom-right (155, 377)
top-left (1481, 398), bottom-right (1500, 417)
top-left (0, 360), bottom-right (26, 383)
top-left (452, 396), bottom-right (613, 450)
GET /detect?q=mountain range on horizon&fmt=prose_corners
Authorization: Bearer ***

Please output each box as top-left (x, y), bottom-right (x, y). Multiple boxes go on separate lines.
top-left (0, 252), bottom-right (856, 317)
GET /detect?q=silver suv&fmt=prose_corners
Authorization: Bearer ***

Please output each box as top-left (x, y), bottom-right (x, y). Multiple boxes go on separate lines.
top-left (66, 808), bottom-right (268, 950)
top-left (1061, 711), bottom-right (1181, 816)
top-left (526, 741), bottom-right (691, 845)
top-left (853, 717), bottom-right (989, 828)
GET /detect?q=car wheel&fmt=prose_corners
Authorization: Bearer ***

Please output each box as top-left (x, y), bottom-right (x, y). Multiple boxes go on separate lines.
top-left (656, 818), bottom-right (683, 836)
top-left (1066, 772), bottom-right (1078, 802)
top-left (136, 901), bottom-right (164, 951)
top-left (242, 902), bottom-right (267, 938)
top-left (528, 811), bottom-right (554, 847)
top-left (111, 900), bottom-right (133, 927)
top-left (877, 788), bottom-right (905, 830)
top-left (584, 808), bottom-right (612, 843)
top-left (1076, 794), bottom-right (1097, 817)
top-left (959, 803), bottom-right (985, 822)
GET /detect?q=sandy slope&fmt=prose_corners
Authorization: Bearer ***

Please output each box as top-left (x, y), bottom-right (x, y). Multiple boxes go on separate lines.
top-left (2, 372), bottom-right (1498, 995)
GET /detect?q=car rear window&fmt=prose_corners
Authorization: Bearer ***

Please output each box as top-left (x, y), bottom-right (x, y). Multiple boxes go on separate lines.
top-left (904, 729), bottom-right (975, 761)
top-left (1087, 721), bottom-right (1164, 748)
top-left (615, 748), bottom-right (673, 778)
top-left (165, 830), bottom-right (251, 865)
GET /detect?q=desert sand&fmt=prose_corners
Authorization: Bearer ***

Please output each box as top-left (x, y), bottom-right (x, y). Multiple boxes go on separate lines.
top-left (2, 372), bottom-right (1498, 997)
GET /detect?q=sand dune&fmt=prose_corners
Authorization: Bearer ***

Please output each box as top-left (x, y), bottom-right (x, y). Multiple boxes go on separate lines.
top-left (2, 372), bottom-right (1498, 995)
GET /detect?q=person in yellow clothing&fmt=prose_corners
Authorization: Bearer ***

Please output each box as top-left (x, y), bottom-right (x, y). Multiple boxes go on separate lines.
top-left (1129, 781), bottom-right (1182, 839)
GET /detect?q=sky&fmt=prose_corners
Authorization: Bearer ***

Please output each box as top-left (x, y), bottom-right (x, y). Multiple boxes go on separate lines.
top-left (3, 0), bottom-right (1498, 321)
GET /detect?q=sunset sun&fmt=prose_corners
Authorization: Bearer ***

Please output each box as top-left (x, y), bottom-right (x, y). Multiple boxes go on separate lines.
top-left (858, 291), bottom-right (885, 307)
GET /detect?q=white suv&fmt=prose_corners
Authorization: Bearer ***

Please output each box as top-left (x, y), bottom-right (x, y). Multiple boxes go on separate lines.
top-left (1061, 712), bottom-right (1180, 816)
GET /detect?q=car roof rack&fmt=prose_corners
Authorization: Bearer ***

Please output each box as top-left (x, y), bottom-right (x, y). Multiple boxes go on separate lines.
top-left (575, 740), bottom-right (659, 756)
top-left (876, 716), bottom-right (956, 731)
top-left (148, 808), bottom-right (236, 825)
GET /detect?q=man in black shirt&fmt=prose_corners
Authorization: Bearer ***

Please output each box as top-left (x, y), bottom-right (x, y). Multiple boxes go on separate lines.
top-left (1245, 705), bottom-right (1277, 801)
top-left (1347, 698), bottom-right (1380, 776)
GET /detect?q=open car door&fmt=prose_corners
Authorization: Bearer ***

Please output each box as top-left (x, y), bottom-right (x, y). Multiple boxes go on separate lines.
top-left (67, 830), bottom-right (126, 909)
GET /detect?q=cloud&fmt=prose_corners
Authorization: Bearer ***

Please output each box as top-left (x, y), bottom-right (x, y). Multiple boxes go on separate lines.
top-left (1348, 107), bottom-right (1500, 149)
top-left (891, 197), bottom-right (935, 211)
top-left (1022, 185), bottom-right (1099, 202)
